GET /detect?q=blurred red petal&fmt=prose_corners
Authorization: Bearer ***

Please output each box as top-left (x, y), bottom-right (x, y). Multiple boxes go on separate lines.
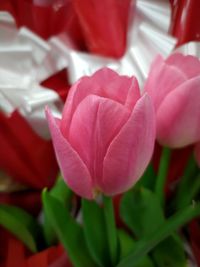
top-left (6, 236), bottom-right (26, 267)
top-left (0, 191), bottom-right (41, 215)
top-left (0, 0), bottom-right (85, 48)
top-left (73, 0), bottom-right (132, 57)
top-left (41, 69), bottom-right (70, 102)
top-left (0, 1), bottom-right (12, 14)
top-left (170, 0), bottom-right (200, 46)
top-left (0, 111), bottom-right (58, 189)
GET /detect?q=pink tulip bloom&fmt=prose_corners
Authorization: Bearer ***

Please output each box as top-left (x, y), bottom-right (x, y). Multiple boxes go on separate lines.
top-left (195, 142), bottom-right (200, 167)
top-left (46, 68), bottom-right (155, 199)
top-left (144, 53), bottom-right (200, 148)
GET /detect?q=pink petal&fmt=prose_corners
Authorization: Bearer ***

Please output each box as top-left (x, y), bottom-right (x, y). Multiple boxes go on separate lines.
top-left (144, 55), bottom-right (187, 110)
top-left (92, 68), bottom-right (140, 110)
top-left (156, 77), bottom-right (200, 148)
top-left (61, 68), bottom-right (139, 137)
top-left (166, 53), bottom-right (200, 79)
top-left (68, 95), bottom-right (130, 190)
top-left (194, 142), bottom-right (200, 167)
top-left (102, 94), bottom-right (156, 195)
top-left (61, 77), bottom-right (101, 137)
top-left (45, 107), bottom-right (93, 199)
top-left (123, 77), bottom-right (140, 111)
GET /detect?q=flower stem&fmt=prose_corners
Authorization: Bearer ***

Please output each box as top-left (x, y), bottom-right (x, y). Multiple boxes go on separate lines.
top-left (116, 202), bottom-right (200, 267)
top-left (103, 196), bottom-right (118, 267)
top-left (155, 147), bottom-right (171, 206)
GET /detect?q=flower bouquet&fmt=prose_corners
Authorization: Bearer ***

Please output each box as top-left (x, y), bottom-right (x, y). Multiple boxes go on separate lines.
top-left (0, 1), bottom-right (200, 267)
top-left (1, 62), bottom-right (200, 267)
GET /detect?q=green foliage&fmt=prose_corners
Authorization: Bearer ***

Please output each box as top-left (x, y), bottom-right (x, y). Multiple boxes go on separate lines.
top-left (120, 187), bottom-right (165, 238)
top-left (42, 189), bottom-right (97, 267)
top-left (0, 204), bottom-right (41, 252)
top-left (82, 199), bottom-right (110, 267)
top-left (43, 177), bottom-right (73, 245)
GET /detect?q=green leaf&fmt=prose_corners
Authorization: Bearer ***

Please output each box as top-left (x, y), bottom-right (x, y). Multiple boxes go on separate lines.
top-left (152, 235), bottom-right (187, 267)
top-left (0, 205), bottom-right (39, 252)
top-left (50, 176), bottom-right (73, 206)
top-left (42, 189), bottom-right (97, 267)
top-left (120, 187), bottom-right (164, 238)
top-left (103, 196), bottom-right (119, 266)
top-left (155, 147), bottom-right (171, 207)
top-left (117, 203), bottom-right (200, 267)
top-left (118, 229), bottom-right (135, 259)
top-left (118, 230), bottom-right (154, 267)
top-left (175, 156), bottom-right (199, 209)
top-left (82, 199), bottom-right (110, 267)
top-left (43, 177), bottom-right (73, 246)
top-left (136, 164), bottom-right (156, 191)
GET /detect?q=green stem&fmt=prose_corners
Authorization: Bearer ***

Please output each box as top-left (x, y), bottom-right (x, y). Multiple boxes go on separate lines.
top-left (103, 196), bottom-right (118, 267)
top-left (117, 203), bottom-right (200, 267)
top-left (175, 155), bottom-right (198, 209)
top-left (155, 147), bottom-right (171, 206)
top-left (185, 173), bottom-right (200, 206)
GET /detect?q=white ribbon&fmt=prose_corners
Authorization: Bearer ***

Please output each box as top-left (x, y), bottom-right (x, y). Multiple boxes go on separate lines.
top-left (49, 0), bottom-right (177, 87)
top-left (0, 12), bottom-right (63, 139)
top-left (175, 41), bottom-right (200, 58)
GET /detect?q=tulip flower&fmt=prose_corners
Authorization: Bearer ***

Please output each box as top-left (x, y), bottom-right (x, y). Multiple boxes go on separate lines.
top-left (46, 68), bottom-right (155, 199)
top-left (144, 53), bottom-right (200, 148)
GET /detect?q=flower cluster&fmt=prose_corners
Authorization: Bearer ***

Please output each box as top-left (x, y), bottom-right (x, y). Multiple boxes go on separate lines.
top-left (42, 54), bottom-right (200, 267)
top-left (47, 53), bottom-right (200, 199)
top-left (0, 1), bottom-right (200, 267)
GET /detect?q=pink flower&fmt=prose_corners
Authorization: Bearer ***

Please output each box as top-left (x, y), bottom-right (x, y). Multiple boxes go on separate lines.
top-left (46, 68), bottom-right (155, 199)
top-left (144, 53), bottom-right (200, 148)
top-left (195, 142), bottom-right (200, 167)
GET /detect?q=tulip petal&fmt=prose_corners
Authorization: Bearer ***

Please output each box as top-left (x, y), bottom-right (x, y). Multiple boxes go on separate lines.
top-left (123, 76), bottom-right (140, 111)
top-left (45, 107), bottom-right (93, 199)
top-left (61, 68), bottom-right (139, 137)
top-left (68, 95), bottom-right (130, 189)
top-left (61, 77), bottom-right (101, 137)
top-left (144, 55), bottom-right (187, 110)
top-left (92, 68), bottom-right (140, 110)
top-left (157, 77), bottom-right (200, 148)
top-left (166, 53), bottom-right (200, 79)
top-left (102, 94), bottom-right (156, 195)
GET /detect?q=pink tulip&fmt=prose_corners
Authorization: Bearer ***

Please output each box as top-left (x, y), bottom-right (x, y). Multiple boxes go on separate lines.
top-left (195, 142), bottom-right (200, 167)
top-left (46, 68), bottom-right (155, 199)
top-left (144, 53), bottom-right (200, 148)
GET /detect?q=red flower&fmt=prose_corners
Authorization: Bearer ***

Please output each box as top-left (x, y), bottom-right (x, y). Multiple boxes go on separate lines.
top-left (0, 230), bottom-right (72, 267)
top-left (73, 0), bottom-right (132, 57)
top-left (170, 0), bottom-right (200, 46)
top-left (0, 0), bottom-right (84, 48)
top-left (0, 111), bottom-right (58, 190)
top-left (0, 0), bottom-right (131, 56)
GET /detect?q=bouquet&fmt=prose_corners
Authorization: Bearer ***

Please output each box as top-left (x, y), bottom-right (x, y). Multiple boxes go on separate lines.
top-left (0, 1), bottom-right (200, 267)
